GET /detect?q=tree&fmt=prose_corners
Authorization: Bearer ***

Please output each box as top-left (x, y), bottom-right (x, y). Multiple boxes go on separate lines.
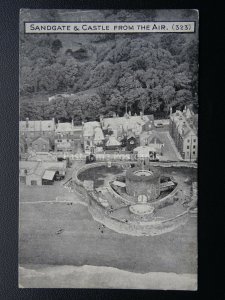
top-left (162, 86), bottom-right (176, 111)
top-left (51, 39), bottom-right (62, 54)
top-left (136, 88), bottom-right (149, 113)
top-left (19, 9), bottom-right (198, 120)
top-left (174, 89), bottom-right (192, 109)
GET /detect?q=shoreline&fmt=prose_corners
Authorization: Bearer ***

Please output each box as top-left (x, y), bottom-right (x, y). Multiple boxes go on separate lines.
top-left (19, 264), bottom-right (197, 290)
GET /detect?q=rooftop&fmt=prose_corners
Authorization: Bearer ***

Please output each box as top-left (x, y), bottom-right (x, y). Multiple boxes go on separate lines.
top-left (102, 115), bottom-right (154, 132)
top-left (31, 136), bottom-right (50, 144)
top-left (19, 160), bottom-right (66, 177)
top-left (140, 130), bottom-right (164, 145)
top-left (94, 127), bottom-right (104, 141)
top-left (171, 110), bottom-right (197, 137)
top-left (20, 119), bottom-right (55, 132)
top-left (55, 123), bottom-right (82, 133)
top-left (83, 121), bottom-right (101, 137)
top-left (106, 136), bottom-right (121, 147)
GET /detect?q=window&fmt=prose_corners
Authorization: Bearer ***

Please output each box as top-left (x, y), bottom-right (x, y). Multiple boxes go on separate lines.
top-left (193, 145), bottom-right (196, 149)
top-left (193, 151), bottom-right (195, 155)
top-left (187, 145), bottom-right (189, 149)
top-left (193, 139), bottom-right (196, 142)
top-left (187, 139), bottom-right (190, 143)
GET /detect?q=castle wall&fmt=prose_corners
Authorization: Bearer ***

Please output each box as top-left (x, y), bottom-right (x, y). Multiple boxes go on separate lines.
top-left (72, 162), bottom-right (190, 236)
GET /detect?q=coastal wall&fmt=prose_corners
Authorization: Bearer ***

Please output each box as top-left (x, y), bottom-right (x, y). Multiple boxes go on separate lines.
top-left (88, 195), bottom-right (189, 236)
top-left (72, 163), bottom-right (190, 236)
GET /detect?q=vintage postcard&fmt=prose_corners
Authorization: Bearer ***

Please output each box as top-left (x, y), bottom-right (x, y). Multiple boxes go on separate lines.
top-left (19, 9), bottom-right (198, 289)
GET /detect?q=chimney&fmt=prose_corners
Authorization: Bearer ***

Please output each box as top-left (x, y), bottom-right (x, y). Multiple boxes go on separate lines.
top-left (182, 127), bottom-right (185, 136)
top-left (113, 112), bottom-right (117, 118)
top-left (71, 119), bottom-right (74, 127)
top-left (25, 117), bottom-right (29, 128)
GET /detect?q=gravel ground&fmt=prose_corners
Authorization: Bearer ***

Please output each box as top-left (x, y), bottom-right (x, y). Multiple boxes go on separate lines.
top-left (19, 191), bottom-right (197, 274)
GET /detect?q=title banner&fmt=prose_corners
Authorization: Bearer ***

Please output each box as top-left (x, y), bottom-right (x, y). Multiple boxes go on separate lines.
top-left (25, 22), bottom-right (195, 33)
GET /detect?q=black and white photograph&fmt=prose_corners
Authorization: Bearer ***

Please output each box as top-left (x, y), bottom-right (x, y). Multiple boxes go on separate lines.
top-left (19, 9), bottom-right (198, 290)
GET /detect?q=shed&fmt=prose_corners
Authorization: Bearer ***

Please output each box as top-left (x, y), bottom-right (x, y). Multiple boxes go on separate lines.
top-left (26, 173), bottom-right (42, 186)
top-left (42, 170), bottom-right (56, 185)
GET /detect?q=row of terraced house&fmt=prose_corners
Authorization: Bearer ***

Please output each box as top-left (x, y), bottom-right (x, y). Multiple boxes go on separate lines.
top-left (19, 112), bottom-right (155, 157)
top-left (19, 118), bottom-right (83, 156)
top-left (20, 106), bottom-right (198, 162)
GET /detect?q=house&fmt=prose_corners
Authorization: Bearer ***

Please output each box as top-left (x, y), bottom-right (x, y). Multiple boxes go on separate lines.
top-left (20, 118), bottom-right (55, 152)
top-left (55, 121), bottom-right (82, 154)
top-left (142, 114), bottom-right (155, 131)
top-left (105, 136), bottom-right (121, 150)
top-left (30, 136), bottom-right (51, 152)
top-left (100, 112), bottom-right (154, 139)
top-left (55, 133), bottom-right (76, 153)
top-left (133, 146), bottom-right (157, 162)
top-left (148, 136), bottom-right (164, 155)
top-left (126, 132), bottom-right (138, 151)
top-left (140, 131), bottom-right (164, 155)
top-left (82, 121), bottom-right (104, 153)
top-left (93, 127), bottom-right (105, 145)
top-left (19, 161), bottom-right (39, 184)
top-left (19, 160), bottom-right (66, 186)
top-left (55, 121), bottom-right (82, 136)
top-left (169, 107), bottom-right (198, 161)
top-left (20, 118), bottom-right (55, 145)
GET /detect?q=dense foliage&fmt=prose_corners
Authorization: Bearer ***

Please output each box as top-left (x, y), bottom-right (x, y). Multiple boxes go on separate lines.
top-left (20, 10), bottom-right (198, 123)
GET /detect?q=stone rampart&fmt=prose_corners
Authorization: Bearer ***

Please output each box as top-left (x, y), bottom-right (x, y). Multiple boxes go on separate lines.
top-left (72, 161), bottom-right (192, 236)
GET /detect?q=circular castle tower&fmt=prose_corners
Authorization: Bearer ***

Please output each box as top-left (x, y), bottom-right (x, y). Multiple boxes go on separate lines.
top-left (125, 166), bottom-right (160, 201)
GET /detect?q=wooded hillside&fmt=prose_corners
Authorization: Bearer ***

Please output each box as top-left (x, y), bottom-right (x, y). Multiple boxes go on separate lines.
top-left (20, 9), bottom-right (198, 123)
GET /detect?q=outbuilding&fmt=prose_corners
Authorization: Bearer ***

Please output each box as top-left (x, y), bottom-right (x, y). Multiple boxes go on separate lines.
top-left (42, 170), bottom-right (56, 185)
